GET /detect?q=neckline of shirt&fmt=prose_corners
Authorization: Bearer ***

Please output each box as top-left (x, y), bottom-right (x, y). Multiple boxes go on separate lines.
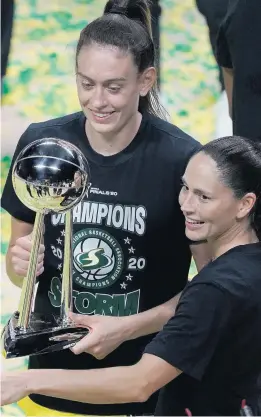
top-left (78, 111), bottom-right (149, 167)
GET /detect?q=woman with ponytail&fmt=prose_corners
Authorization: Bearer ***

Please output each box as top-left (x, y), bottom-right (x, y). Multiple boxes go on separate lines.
top-left (1, 0), bottom-right (210, 415)
top-left (2, 136), bottom-right (261, 416)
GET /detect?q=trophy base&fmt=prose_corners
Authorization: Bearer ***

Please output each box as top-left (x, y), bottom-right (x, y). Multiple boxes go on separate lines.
top-left (2, 311), bottom-right (89, 359)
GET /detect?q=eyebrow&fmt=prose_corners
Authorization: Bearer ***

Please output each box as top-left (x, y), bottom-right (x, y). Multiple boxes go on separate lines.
top-left (76, 72), bottom-right (127, 83)
top-left (181, 176), bottom-right (212, 196)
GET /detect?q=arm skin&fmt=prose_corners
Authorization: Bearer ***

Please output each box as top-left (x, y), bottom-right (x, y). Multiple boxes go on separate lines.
top-left (222, 67), bottom-right (234, 118)
top-left (123, 292), bottom-right (181, 341)
top-left (2, 354), bottom-right (181, 405)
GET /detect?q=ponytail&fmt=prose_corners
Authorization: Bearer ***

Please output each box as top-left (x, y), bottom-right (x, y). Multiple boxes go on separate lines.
top-left (104, 0), bottom-right (153, 38)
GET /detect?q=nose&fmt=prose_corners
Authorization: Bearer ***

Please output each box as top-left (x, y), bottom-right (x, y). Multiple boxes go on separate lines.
top-left (179, 190), bottom-right (196, 215)
top-left (91, 86), bottom-right (107, 109)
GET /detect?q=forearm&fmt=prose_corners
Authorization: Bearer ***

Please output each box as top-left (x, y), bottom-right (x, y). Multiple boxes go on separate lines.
top-left (25, 366), bottom-right (146, 404)
top-left (123, 292), bottom-right (182, 341)
top-left (222, 67), bottom-right (234, 118)
top-left (6, 249), bottom-right (24, 288)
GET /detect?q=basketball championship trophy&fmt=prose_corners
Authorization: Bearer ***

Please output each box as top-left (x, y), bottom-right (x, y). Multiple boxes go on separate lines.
top-left (2, 138), bottom-right (90, 358)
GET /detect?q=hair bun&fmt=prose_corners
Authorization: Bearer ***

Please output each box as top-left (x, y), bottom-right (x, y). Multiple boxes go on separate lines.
top-left (107, 5), bottom-right (126, 16)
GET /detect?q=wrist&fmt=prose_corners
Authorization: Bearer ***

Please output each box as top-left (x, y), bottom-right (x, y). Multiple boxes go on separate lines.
top-left (120, 314), bottom-right (140, 341)
top-left (21, 370), bottom-right (35, 396)
top-left (24, 369), bottom-right (46, 395)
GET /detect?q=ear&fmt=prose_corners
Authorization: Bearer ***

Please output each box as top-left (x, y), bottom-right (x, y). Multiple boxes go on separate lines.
top-left (139, 67), bottom-right (157, 96)
top-left (236, 192), bottom-right (257, 220)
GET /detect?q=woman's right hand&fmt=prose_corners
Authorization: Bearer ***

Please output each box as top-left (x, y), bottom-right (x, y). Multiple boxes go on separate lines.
top-left (10, 234), bottom-right (45, 277)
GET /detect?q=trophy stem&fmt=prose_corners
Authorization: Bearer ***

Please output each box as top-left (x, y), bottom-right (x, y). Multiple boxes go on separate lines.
top-left (18, 212), bottom-right (45, 329)
top-left (60, 210), bottom-right (73, 324)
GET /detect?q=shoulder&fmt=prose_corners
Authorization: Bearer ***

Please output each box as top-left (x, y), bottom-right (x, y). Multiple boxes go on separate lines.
top-left (188, 244), bottom-right (261, 299)
top-left (215, 0), bottom-right (240, 68)
top-left (217, 0), bottom-right (240, 35)
top-left (18, 112), bottom-right (83, 145)
top-left (145, 113), bottom-right (202, 167)
top-left (147, 113), bottom-right (200, 149)
top-left (28, 111), bottom-right (83, 133)
top-left (29, 112), bottom-right (83, 129)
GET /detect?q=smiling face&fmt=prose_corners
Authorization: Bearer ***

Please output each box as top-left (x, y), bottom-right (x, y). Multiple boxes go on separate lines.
top-left (179, 152), bottom-right (256, 243)
top-left (76, 44), bottom-right (154, 135)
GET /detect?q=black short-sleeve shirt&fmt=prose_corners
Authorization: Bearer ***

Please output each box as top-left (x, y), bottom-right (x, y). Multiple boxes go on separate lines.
top-left (145, 242), bottom-right (261, 416)
top-left (1, 111), bottom-right (201, 415)
top-left (216, 0), bottom-right (261, 141)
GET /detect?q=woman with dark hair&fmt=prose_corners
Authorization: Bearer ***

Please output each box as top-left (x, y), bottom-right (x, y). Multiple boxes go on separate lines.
top-left (2, 136), bottom-right (261, 416)
top-left (1, 0), bottom-right (209, 415)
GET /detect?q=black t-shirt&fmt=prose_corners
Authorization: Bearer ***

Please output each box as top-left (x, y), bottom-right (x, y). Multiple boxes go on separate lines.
top-left (145, 243), bottom-right (261, 416)
top-left (215, 0), bottom-right (261, 141)
top-left (1, 111), bottom-right (201, 415)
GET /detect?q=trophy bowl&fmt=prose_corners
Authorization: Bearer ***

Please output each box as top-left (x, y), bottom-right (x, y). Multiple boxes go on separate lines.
top-left (2, 138), bottom-right (91, 358)
top-left (12, 137), bottom-right (89, 213)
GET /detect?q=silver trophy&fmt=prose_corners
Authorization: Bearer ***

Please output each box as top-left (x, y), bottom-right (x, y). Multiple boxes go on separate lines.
top-left (2, 138), bottom-right (90, 358)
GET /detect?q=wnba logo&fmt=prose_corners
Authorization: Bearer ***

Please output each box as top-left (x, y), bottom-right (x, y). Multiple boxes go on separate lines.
top-left (73, 228), bottom-right (124, 289)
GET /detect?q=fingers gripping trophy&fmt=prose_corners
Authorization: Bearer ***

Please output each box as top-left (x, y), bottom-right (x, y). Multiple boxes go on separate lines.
top-left (2, 138), bottom-right (90, 358)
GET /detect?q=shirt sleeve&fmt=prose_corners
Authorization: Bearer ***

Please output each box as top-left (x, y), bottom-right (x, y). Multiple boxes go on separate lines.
top-left (216, 25), bottom-right (233, 68)
top-left (144, 282), bottom-right (233, 381)
top-left (215, 4), bottom-right (234, 69)
top-left (1, 126), bottom-right (36, 224)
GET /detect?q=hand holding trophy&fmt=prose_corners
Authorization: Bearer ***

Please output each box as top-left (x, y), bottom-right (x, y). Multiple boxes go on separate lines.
top-left (2, 138), bottom-right (90, 358)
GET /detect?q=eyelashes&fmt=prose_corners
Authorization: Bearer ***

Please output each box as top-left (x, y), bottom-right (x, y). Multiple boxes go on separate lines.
top-left (180, 182), bottom-right (211, 201)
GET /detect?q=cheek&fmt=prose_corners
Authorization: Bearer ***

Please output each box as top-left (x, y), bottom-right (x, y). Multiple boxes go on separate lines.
top-left (219, 204), bottom-right (238, 225)
top-left (117, 89), bottom-right (139, 107)
top-left (120, 83), bottom-right (141, 104)
top-left (111, 95), bottom-right (129, 109)
top-left (204, 204), bottom-right (220, 220)
top-left (76, 86), bottom-right (90, 103)
top-left (205, 202), bottom-right (235, 227)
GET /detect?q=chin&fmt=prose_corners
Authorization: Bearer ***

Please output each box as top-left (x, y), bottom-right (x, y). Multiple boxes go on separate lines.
top-left (90, 122), bottom-right (116, 134)
top-left (185, 229), bottom-right (207, 242)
